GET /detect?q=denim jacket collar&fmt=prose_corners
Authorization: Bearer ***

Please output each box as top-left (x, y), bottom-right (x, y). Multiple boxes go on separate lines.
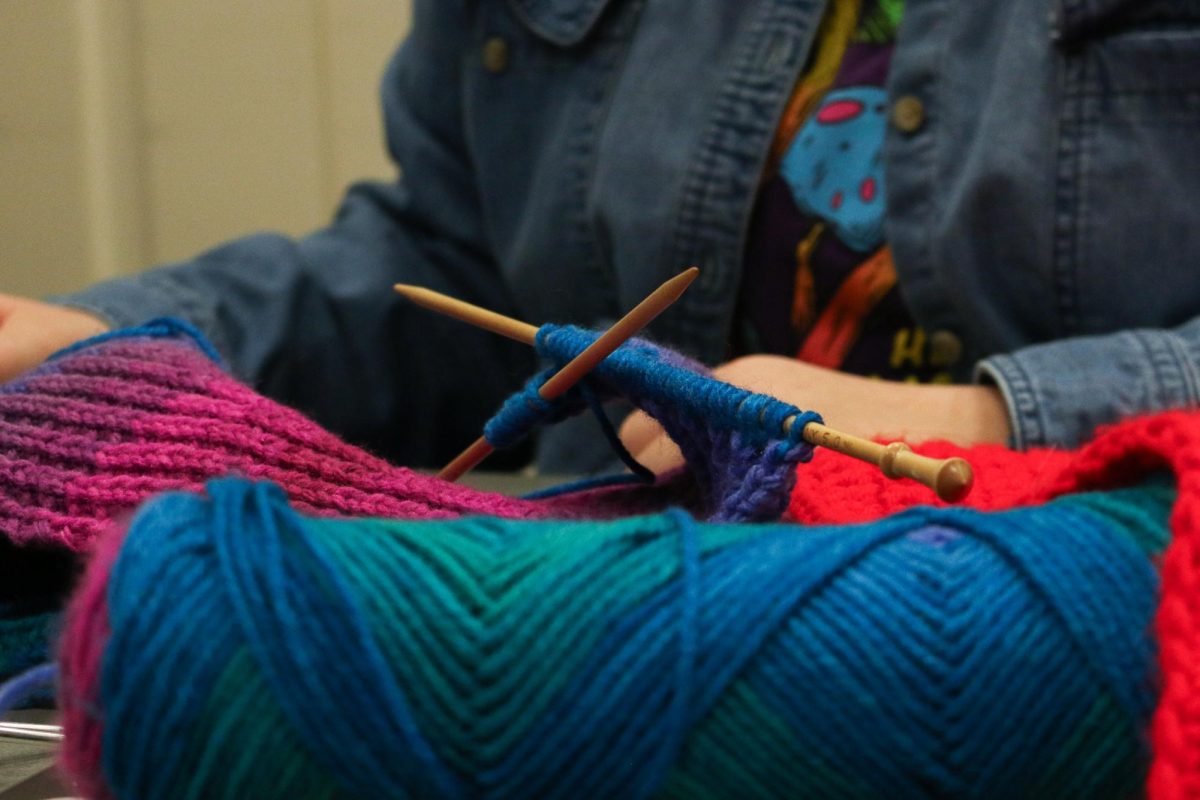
top-left (506, 0), bottom-right (615, 45)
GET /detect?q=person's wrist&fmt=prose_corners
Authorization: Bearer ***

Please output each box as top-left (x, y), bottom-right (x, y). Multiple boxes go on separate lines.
top-left (948, 384), bottom-right (1011, 446)
top-left (56, 305), bottom-right (110, 334)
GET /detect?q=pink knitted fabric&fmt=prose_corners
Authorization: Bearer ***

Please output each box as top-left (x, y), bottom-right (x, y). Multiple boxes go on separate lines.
top-left (0, 321), bottom-right (558, 556)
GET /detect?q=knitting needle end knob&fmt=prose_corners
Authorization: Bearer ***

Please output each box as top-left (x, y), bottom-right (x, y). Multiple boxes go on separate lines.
top-left (932, 457), bottom-right (974, 503)
top-left (879, 442), bottom-right (974, 502)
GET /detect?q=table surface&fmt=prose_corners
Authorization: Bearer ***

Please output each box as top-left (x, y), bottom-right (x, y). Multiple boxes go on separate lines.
top-left (0, 471), bottom-right (572, 799)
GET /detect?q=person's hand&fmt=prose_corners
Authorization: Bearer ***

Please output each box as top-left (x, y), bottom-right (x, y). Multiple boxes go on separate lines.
top-left (619, 354), bottom-right (1012, 474)
top-left (0, 294), bottom-right (110, 383)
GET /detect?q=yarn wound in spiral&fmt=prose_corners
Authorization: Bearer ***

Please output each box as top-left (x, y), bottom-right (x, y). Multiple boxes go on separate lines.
top-left (59, 476), bottom-right (1170, 799)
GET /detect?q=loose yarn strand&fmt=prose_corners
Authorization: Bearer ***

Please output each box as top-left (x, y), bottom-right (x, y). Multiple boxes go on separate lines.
top-left (0, 662), bottom-right (57, 715)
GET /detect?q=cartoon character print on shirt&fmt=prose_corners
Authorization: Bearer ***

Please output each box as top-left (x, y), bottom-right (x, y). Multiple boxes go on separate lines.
top-left (779, 86), bottom-right (888, 253)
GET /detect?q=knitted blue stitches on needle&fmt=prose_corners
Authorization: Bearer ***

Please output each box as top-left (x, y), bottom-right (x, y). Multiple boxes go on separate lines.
top-left (482, 325), bottom-right (823, 522)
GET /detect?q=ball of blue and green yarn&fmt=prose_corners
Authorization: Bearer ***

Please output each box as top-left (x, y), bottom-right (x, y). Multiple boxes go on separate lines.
top-left (90, 478), bottom-right (1171, 799)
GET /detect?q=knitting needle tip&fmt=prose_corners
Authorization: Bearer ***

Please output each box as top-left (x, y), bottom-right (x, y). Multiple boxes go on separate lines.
top-left (933, 456), bottom-right (974, 503)
top-left (876, 441), bottom-right (973, 503)
top-left (394, 284), bottom-right (539, 345)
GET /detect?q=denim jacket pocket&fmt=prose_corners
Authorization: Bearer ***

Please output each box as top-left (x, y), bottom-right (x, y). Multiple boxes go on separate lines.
top-left (1051, 3), bottom-right (1200, 337)
top-left (507, 0), bottom-right (620, 46)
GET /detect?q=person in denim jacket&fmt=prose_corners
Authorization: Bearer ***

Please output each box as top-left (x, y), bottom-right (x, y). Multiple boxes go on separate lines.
top-left (0, 0), bottom-right (1197, 472)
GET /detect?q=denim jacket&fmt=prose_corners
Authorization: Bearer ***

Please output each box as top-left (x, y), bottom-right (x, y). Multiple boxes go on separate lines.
top-left (58, 0), bottom-right (1200, 467)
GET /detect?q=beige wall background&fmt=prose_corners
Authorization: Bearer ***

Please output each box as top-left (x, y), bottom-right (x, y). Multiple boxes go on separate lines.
top-left (0, 0), bottom-right (411, 298)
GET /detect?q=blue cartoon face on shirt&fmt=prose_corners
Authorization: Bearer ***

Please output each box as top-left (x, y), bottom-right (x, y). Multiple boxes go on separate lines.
top-left (779, 87), bottom-right (888, 253)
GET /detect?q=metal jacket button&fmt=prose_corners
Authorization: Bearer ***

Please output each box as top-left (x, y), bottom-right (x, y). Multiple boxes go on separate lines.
top-left (483, 37), bottom-right (510, 73)
top-left (892, 95), bottom-right (925, 133)
top-left (929, 329), bottom-right (964, 367)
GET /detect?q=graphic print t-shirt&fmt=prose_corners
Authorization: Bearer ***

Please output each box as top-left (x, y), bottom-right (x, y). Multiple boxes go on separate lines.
top-left (737, 0), bottom-right (957, 384)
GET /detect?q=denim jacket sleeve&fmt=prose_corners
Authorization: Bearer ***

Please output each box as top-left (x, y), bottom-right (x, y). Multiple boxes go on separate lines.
top-left (976, 321), bottom-right (1200, 449)
top-left (50, 2), bottom-right (533, 467)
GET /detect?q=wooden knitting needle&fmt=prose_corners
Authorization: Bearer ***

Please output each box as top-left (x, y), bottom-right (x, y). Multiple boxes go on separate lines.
top-left (796, 423), bottom-right (973, 503)
top-left (394, 284), bottom-right (539, 345)
top-left (395, 275), bottom-right (975, 502)
top-left (403, 268), bottom-right (700, 482)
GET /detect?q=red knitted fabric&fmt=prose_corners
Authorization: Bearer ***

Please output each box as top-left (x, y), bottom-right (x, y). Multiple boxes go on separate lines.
top-left (787, 410), bottom-right (1200, 800)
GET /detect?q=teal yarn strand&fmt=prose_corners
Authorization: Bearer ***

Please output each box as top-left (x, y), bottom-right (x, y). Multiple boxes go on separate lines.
top-left (91, 478), bottom-right (1170, 799)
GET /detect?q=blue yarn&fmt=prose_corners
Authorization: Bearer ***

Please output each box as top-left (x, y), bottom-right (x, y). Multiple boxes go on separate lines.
top-left (578, 383), bottom-right (657, 483)
top-left (484, 375), bottom-right (655, 482)
top-left (103, 480), bottom-right (460, 799)
top-left (0, 663), bottom-right (58, 715)
top-left (48, 317), bottom-right (223, 365)
top-left (495, 498), bottom-right (1158, 797)
top-left (520, 473), bottom-right (646, 500)
top-left (483, 325), bottom-right (823, 520)
top-left (483, 324), bottom-right (822, 455)
top-left (483, 370), bottom-right (561, 449)
top-left (641, 508), bottom-right (700, 796)
top-left (94, 478), bottom-right (1168, 798)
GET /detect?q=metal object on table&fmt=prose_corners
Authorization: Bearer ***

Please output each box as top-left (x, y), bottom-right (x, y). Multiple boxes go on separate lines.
top-left (0, 724), bottom-right (62, 744)
top-left (0, 710), bottom-right (69, 800)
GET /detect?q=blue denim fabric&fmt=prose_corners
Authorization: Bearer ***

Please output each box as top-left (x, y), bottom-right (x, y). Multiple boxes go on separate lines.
top-left (55, 0), bottom-right (1200, 467)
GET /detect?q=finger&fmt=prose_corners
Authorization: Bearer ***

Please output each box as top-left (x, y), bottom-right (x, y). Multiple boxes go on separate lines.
top-left (618, 408), bottom-right (666, 456)
top-left (0, 301), bottom-right (108, 383)
top-left (0, 317), bottom-right (50, 383)
top-left (633, 433), bottom-right (685, 476)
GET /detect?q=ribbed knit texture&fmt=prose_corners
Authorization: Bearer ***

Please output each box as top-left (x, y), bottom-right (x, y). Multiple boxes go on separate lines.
top-left (0, 319), bottom-right (822, 554)
top-left (59, 476), bottom-right (1170, 799)
top-left (0, 319), bottom-right (552, 553)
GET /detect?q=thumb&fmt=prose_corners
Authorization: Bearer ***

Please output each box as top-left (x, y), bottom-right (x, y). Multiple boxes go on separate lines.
top-left (618, 408), bottom-right (665, 457)
top-left (619, 409), bottom-right (688, 476)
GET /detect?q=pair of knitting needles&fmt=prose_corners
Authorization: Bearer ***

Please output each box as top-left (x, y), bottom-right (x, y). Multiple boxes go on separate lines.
top-left (396, 268), bottom-right (973, 502)
top-left (0, 721), bottom-right (63, 742)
